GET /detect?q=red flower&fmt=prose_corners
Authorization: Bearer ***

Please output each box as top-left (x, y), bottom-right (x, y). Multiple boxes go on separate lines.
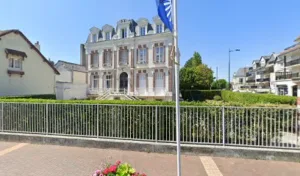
top-left (102, 168), bottom-right (110, 175)
top-left (116, 160), bottom-right (121, 165)
top-left (109, 165), bottom-right (118, 173)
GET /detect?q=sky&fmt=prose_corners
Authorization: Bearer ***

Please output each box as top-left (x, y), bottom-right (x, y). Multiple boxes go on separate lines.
top-left (1, 0), bottom-right (300, 80)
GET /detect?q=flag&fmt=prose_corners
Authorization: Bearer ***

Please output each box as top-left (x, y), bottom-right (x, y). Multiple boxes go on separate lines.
top-left (156, 0), bottom-right (173, 32)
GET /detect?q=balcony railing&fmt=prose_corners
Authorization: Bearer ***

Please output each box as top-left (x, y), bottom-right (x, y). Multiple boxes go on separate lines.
top-left (292, 72), bottom-right (300, 79)
top-left (103, 63), bottom-right (112, 67)
top-left (276, 72), bottom-right (292, 80)
top-left (119, 60), bottom-right (128, 66)
top-left (256, 78), bottom-right (270, 82)
top-left (246, 79), bottom-right (255, 83)
top-left (286, 58), bottom-right (300, 67)
top-left (90, 64), bottom-right (99, 68)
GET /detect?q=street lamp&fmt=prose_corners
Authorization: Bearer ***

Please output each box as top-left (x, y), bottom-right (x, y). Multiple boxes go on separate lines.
top-left (228, 49), bottom-right (240, 89)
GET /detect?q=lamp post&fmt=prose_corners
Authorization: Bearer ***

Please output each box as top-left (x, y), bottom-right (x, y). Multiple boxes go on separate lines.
top-left (228, 49), bottom-right (240, 89)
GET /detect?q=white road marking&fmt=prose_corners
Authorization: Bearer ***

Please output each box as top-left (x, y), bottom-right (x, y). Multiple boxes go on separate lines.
top-left (200, 156), bottom-right (223, 176)
top-left (0, 143), bottom-right (28, 157)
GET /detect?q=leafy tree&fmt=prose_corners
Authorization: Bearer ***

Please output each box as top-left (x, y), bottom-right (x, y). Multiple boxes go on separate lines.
top-left (180, 52), bottom-right (213, 90)
top-left (211, 79), bottom-right (228, 90)
top-left (184, 52), bottom-right (202, 67)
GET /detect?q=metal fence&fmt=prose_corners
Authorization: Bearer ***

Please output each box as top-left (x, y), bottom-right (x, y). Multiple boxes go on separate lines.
top-left (0, 102), bottom-right (299, 149)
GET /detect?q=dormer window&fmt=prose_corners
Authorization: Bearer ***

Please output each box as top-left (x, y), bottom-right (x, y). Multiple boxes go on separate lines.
top-left (121, 28), bottom-right (127, 39)
top-left (92, 34), bottom-right (97, 42)
top-left (156, 24), bottom-right (163, 33)
top-left (140, 26), bottom-right (146, 36)
top-left (105, 32), bottom-right (111, 41)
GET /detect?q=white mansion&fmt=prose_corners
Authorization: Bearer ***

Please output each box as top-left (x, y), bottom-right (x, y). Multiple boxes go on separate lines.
top-left (80, 16), bottom-right (174, 100)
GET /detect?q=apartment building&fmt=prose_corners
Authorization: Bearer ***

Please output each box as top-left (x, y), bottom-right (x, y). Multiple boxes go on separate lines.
top-left (233, 34), bottom-right (300, 96)
top-left (80, 16), bottom-right (174, 100)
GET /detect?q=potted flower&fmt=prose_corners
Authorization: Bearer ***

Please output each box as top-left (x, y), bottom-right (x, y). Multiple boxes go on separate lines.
top-left (92, 161), bottom-right (146, 176)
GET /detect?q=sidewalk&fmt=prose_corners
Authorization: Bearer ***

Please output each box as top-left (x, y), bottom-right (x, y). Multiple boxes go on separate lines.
top-left (0, 141), bottom-right (300, 176)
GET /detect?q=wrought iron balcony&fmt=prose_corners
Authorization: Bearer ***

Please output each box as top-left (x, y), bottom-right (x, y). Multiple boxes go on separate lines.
top-left (256, 78), bottom-right (270, 82)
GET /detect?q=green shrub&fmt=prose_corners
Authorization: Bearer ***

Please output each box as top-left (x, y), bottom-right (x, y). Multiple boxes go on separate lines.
top-left (181, 90), bottom-right (221, 101)
top-left (213, 95), bottom-right (222, 101)
top-left (221, 91), bottom-right (296, 105)
top-left (0, 94), bottom-right (56, 100)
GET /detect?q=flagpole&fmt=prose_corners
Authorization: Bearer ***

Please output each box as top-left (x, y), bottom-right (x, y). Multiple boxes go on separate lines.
top-left (173, 0), bottom-right (181, 176)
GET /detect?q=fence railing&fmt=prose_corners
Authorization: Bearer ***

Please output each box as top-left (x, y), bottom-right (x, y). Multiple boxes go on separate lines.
top-left (0, 102), bottom-right (299, 149)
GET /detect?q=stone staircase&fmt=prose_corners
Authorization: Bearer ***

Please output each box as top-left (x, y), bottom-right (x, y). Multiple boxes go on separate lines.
top-left (96, 89), bottom-right (140, 100)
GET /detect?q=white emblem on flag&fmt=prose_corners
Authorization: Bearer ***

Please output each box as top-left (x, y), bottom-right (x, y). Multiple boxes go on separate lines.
top-left (164, 0), bottom-right (172, 22)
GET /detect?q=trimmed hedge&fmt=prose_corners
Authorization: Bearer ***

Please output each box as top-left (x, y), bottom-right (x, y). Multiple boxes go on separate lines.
top-left (181, 90), bottom-right (221, 101)
top-left (221, 91), bottom-right (296, 105)
top-left (0, 94), bottom-right (56, 100)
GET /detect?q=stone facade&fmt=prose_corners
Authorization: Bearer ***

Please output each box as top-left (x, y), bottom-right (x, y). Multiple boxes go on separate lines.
top-left (81, 16), bottom-right (174, 100)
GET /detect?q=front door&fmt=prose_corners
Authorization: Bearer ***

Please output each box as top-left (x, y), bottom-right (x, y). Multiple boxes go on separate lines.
top-left (119, 72), bottom-right (128, 90)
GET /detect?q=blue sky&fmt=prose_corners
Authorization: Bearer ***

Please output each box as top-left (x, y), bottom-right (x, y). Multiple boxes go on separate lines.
top-left (1, 0), bottom-right (300, 80)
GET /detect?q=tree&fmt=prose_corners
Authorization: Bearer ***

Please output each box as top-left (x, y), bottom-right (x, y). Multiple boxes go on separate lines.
top-left (211, 79), bottom-right (228, 90)
top-left (180, 52), bottom-right (213, 90)
top-left (184, 52), bottom-right (202, 68)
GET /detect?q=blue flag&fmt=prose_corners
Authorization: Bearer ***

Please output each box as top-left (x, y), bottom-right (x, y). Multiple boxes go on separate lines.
top-left (156, 0), bottom-right (173, 32)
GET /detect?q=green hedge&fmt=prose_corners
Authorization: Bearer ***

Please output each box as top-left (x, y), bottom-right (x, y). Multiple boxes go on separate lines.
top-left (181, 90), bottom-right (221, 101)
top-left (0, 94), bottom-right (56, 100)
top-left (221, 91), bottom-right (296, 105)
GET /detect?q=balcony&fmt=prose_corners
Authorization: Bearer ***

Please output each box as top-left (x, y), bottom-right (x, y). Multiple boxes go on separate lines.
top-left (119, 60), bottom-right (128, 66)
top-left (256, 78), bottom-right (270, 82)
top-left (292, 72), bottom-right (300, 80)
top-left (286, 58), bottom-right (300, 67)
top-left (276, 72), bottom-right (292, 80)
top-left (246, 78), bottom-right (255, 83)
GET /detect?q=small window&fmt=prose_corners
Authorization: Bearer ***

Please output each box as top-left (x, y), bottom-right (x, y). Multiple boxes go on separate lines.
top-left (8, 58), bottom-right (22, 70)
top-left (121, 28), bottom-right (127, 38)
top-left (105, 32), bottom-right (111, 40)
top-left (92, 34), bottom-right (97, 42)
top-left (156, 24), bottom-right (163, 33)
top-left (239, 78), bottom-right (243, 84)
top-left (140, 27), bottom-right (146, 36)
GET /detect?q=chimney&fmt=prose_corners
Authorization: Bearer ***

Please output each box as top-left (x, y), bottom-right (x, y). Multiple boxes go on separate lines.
top-left (34, 41), bottom-right (40, 51)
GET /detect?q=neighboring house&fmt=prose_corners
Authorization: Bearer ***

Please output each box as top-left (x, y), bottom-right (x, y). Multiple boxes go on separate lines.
top-left (55, 60), bottom-right (87, 84)
top-left (232, 67), bottom-right (249, 92)
top-left (55, 60), bottom-right (88, 100)
top-left (234, 34), bottom-right (300, 96)
top-left (274, 36), bottom-right (300, 96)
top-left (0, 29), bottom-right (59, 97)
top-left (81, 16), bottom-right (174, 100)
top-left (255, 55), bottom-right (272, 93)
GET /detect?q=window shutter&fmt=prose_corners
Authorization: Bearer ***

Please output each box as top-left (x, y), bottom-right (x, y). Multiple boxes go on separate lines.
top-left (131, 71), bottom-right (134, 92)
top-left (136, 73), bottom-right (140, 88)
top-left (114, 51), bottom-right (117, 68)
top-left (127, 49), bottom-right (129, 65)
top-left (168, 46), bottom-right (172, 67)
top-left (119, 50), bottom-right (121, 65)
top-left (146, 73), bottom-right (148, 89)
top-left (153, 72), bottom-right (156, 88)
top-left (146, 48), bottom-right (149, 64)
top-left (136, 49), bottom-right (139, 64)
top-left (103, 51), bottom-right (105, 67)
top-left (153, 47), bottom-right (155, 64)
top-left (131, 49), bottom-right (134, 68)
top-left (163, 46), bottom-right (166, 63)
top-left (169, 70), bottom-right (172, 92)
top-left (91, 53), bottom-right (94, 65)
